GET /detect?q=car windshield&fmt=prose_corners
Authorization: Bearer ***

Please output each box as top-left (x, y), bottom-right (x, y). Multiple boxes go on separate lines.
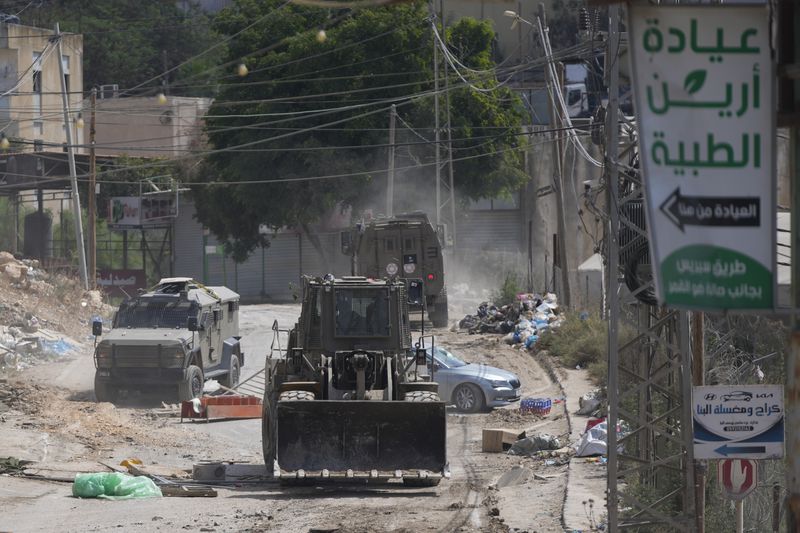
top-left (115, 299), bottom-right (198, 329)
top-left (430, 346), bottom-right (467, 368)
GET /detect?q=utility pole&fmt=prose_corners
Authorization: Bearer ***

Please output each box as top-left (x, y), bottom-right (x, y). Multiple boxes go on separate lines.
top-left (430, 1), bottom-right (441, 227)
top-left (604, 5), bottom-right (621, 529)
top-left (55, 23), bottom-right (88, 290)
top-left (440, 0), bottom-right (457, 250)
top-left (692, 311), bottom-right (705, 533)
top-left (786, 2), bottom-right (800, 530)
top-left (387, 104), bottom-right (396, 217)
top-left (88, 87), bottom-right (97, 289)
top-left (538, 6), bottom-right (571, 308)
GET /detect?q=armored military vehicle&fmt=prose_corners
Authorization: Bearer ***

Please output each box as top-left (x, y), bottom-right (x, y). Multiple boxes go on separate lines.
top-left (93, 278), bottom-right (243, 402)
top-left (341, 212), bottom-right (449, 327)
top-left (262, 275), bottom-right (447, 485)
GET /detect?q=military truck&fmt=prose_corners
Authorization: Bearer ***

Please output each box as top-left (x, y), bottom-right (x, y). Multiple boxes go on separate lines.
top-left (262, 275), bottom-right (448, 485)
top-left (93, 278), bottom-right (243, 402)
top-left (341, 212), bottom-right (449, 328)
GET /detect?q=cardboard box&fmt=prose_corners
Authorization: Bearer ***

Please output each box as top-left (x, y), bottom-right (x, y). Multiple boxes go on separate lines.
top-left (482, 428), bottom-right (526, 453)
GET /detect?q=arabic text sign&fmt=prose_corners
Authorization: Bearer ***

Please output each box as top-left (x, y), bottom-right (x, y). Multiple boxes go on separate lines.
top-left (97, 269), bottom-right (146, 299)
top-left (693, 385), bottom-right (783, 460)
top-left (630, 6), bottom-right (775, 310)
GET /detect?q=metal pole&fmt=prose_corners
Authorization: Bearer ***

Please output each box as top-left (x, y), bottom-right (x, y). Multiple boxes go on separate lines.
top-left (693, 311), bottom-right (706, 533)
top-left (88, 87), bottom-right (96, 289)
top-left (605, 4), bottom-right (621, 529)
top-left (387, 104), bottom-right (396, 217)
top-left (538, 7), bottom-right (571, 308)
top-left (735, 500), bottom-right (743, 533)
top-left (774, 483), bottom-right (781, 533)
top-left (441, 0), bottom-right (457, 250)
top-left (55, 23), bottom-right (88, 290)
top-left (786, 4), bottom-right (800, 530)
top-left (430, 4), bottom-right (441, 227)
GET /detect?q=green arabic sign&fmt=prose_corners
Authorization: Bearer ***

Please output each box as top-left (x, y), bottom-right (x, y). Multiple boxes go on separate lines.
top-left (630, 5), bottom-right (775, 311)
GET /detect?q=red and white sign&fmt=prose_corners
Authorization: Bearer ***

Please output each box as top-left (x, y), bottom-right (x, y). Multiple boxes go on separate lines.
top-left (718, 459), bottom-right (757, 500)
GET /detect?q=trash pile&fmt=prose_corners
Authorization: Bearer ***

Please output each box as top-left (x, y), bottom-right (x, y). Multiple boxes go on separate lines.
top-left (0, 331), bottom-right (76, 371)
top-left (458, 292), bottom-right (562, 350)
top-left (0, 250), bottom-right (112, 372)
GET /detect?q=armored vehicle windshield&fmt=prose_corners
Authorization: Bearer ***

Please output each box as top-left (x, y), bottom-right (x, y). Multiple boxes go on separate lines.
top-left (114, 299), bottom-right (198, 329)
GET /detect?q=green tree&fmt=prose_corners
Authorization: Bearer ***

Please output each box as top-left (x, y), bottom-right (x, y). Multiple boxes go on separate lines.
top-left (193, 0), bottom-right (526, 261)
top-left (26, 0), bottom-right (221, 95)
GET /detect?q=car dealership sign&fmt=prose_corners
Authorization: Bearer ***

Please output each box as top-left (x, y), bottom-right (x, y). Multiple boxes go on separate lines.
top-left (693, 385), bottom-right (783, 459)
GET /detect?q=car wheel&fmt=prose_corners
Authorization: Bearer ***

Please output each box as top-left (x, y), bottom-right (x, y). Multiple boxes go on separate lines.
top-left (453, 383), bottom-right (484, 413)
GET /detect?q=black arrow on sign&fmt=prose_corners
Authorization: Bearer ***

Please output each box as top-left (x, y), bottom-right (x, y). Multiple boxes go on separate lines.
top-left (659, 187), bottom-right (760, 233)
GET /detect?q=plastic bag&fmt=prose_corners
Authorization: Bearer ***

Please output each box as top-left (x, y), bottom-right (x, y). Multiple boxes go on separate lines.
top-left (72, 472), bottom-right (162, 500)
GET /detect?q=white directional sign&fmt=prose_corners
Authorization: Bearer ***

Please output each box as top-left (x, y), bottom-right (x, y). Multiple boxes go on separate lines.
top-left (629, 5), bottom-right (775, 310)
top-left (693, 385), bottom-right (783, 460)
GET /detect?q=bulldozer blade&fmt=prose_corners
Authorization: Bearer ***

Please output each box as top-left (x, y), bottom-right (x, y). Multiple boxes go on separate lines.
top-left (276, 400), bottom-right (446, 474)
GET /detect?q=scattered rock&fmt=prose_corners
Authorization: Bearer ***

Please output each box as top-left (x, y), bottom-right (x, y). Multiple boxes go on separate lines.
top-left (489, 507), bottom-right (500, 517)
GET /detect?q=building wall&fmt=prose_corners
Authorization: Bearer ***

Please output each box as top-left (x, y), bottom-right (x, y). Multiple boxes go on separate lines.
top-left (0, 23), bottom-right (84, 151)
top-left (173, 199), bottom-right (351, 301)
top-left (95, 96), bottom-right (211, 158)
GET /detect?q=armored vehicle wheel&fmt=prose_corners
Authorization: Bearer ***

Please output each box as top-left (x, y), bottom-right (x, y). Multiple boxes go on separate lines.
top-left (178, 365), bottom-right (204, 401)
top-left (94, 372), bottom-right (117, 403)
top-left (219, 353), bottom-right (241, 389)
top-left (279, 390), bottom-right (315, 401)
top-left (403, 391), bottom-right (441, 402)
top-left (453, 383), bottom-right (484, 413)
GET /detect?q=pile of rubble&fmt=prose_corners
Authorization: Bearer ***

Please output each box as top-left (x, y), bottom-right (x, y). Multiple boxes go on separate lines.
top-left (457, 293), bottom-right (563, 350)
top-left (0, 251), bottom-right (112, 372)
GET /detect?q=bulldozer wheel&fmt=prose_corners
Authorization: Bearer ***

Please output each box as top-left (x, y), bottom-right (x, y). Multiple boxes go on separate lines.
top-left (279, 390), bottom-right (316, 401)
top-left (403, 391), bottom-right (441, 402)
top-left (262, 402), bottom-right (276, 471)
top-left (94, 372), bottom-right (117, 403)
top-left (403, 477), bottom-right (441, 487)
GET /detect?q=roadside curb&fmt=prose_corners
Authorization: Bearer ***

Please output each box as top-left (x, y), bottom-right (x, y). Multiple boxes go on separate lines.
top-left (531, 350), bottom-right (572, 531)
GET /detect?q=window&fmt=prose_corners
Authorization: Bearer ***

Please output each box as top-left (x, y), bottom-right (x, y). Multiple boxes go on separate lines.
top-left (114, 300), bottom-right (199, 329)
top-left (385, 238), bottom-right (395, 251)
top-left (403, 237), bottom-right (414, 250)
top-left (32, 52), bottom-right (42, 117)
top-left (334, 288), bottom-right (390, 337)
top-left (61, 55), bottom-right (70, 90)
top-left (568, 89), bottom-right (582, 106)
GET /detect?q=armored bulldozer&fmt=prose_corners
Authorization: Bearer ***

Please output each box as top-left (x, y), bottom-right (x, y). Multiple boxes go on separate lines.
top-left (262, 275), bottom-right (448, 485)
top-left (341, 212), bottom-right (449, 328)
top-left (93, 278), bottom-right (243, 402)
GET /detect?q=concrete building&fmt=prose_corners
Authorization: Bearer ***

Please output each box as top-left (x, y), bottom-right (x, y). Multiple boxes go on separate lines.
top-left (94, 95), bottom-right (212, 158)
top-left (0, 21), bottom-right (84, 151)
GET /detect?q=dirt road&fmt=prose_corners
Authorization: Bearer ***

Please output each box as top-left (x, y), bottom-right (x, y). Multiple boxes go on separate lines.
top-left (0, 303), bottom-right (579, 532)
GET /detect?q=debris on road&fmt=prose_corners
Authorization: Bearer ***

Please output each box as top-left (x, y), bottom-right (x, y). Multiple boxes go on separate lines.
top-left (180, 395), bottom-right (262, 422)
top-left (576, 391), bottom-right (603, 416)
top-left (482, 428), bottom-right (526, 452)
top-left (72, 472), bottom-right (162, 500)
top-left (0, 456), bottom-right (33, 473)
top-left (507, 433), bottom-right (562, 456)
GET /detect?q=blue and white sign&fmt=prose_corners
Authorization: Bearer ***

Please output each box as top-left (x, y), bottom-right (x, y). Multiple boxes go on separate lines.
top-left (693, 384), bottom-right (783, 459)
